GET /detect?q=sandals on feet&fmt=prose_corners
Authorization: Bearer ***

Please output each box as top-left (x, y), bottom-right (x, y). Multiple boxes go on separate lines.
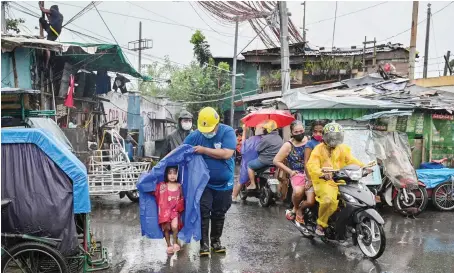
top-left (173, 243), bottom-right (181, 252)
top-left (295, 214), bottom-right (305, 224)
top-left (166, 246), bottom-right (174, 254)
top-left (285, 209), bottom-right (296, 221)
top-left (315, 225), bottom-right (325, 236)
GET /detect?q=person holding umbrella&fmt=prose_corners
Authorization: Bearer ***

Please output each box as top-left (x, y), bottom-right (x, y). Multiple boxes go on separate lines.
top-left (246, 120), bottom-right (283, 190)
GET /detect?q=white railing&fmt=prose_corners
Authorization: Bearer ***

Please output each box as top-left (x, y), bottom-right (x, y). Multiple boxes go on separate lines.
top-left (87, 149), bottom-right (150, 195)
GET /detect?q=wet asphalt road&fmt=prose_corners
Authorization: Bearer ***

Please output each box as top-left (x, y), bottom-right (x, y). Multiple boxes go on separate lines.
top-left (90, 195), bottom-right (454, 273)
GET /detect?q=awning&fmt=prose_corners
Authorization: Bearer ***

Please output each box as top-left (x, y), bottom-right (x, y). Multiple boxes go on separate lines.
top-left (1, 35), bottom-right (96, 54)
top-left (283, 89), bottom-right (414, 110)
top-left (59, 42), bottom-right (152, 81)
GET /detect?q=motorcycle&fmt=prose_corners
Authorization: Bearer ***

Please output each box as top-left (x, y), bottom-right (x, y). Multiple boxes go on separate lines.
top-left (369, 164), bottom-right (428, 217)
top-left (290, 163), bottom-right (386, 260)
top-left (239, 165), bottom-right (279, 207)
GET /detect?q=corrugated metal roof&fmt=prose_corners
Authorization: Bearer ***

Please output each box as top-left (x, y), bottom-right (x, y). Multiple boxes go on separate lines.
top-left (242, 42), bottom-right (407, 58)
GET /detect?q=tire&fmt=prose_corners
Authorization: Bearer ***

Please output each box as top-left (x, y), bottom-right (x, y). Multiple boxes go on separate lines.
top-left (356, 219), bottom-right (386, 260)
top-left (239, 185), bottom-right (248, 201)
top-left (2, 242), bottom-right (69, 273)
top-left (432, 182), bottom-right (454, 211)
top-left (393, 186), bottom-right (428, 217)
top-left (126, 190), bottom-right (140, 202)
top-left (259, 187), bottom-right (272, 207)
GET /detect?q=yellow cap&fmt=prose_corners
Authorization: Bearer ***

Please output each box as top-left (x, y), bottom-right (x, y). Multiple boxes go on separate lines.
top-left (262, 120), bottom-right (278, 133)
top-left (197, 107), bottom-right (220, 133)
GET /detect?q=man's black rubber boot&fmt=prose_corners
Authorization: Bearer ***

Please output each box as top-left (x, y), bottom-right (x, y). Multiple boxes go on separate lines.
top-left (210, 218), bottom-right (226, 253)
top-left (199, 218), bottom-right (210, 257)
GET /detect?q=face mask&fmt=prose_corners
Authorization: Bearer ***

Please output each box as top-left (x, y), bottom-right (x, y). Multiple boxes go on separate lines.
top-left (292, 134), bottom-right (305, 142)
top-left (313, 135), bottom-right (323, 142)
top-left (202, 132), bottom-right (216, 139)
top-left (181, 121), bottom-right (192, 131)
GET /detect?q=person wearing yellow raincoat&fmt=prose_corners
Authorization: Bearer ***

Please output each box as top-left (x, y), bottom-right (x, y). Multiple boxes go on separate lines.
top-left (306, 122), bottom-right (364, 236)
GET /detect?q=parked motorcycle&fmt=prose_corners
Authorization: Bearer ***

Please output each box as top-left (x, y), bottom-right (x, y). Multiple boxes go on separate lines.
top-left (369, 165), bottom-right (428, 217)
top-left (290, 163), bottom-right (386, 260)
top-left (239, 166), bottom-right (279, 207)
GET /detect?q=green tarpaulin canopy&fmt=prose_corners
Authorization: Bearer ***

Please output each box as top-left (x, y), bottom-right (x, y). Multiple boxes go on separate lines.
top-left (59, 42), bottom-right (152, 81)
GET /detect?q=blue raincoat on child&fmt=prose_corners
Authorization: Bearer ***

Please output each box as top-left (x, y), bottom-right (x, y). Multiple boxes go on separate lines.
top-left (137, 144), bottom-right (210, 243)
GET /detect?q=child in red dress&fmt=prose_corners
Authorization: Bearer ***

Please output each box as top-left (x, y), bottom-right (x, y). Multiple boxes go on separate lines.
top-left (153, 166), bottom-right (185, 254)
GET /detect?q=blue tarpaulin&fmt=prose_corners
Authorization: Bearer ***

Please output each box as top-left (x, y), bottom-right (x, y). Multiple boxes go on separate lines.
top-left (1, 128), bottom-right (91, 213)
top-left (416, 168), bottom-right (454, 189)
top-left (137, 144), bottom-right (209, 243)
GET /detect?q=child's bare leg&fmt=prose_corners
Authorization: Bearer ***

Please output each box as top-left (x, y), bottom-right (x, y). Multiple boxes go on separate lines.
top-left (171, 218), bottom-right (181, 251)
top-left (163, 224), bottom-right (171, 247)
top-left (171, 218), bottom-right (179, 245)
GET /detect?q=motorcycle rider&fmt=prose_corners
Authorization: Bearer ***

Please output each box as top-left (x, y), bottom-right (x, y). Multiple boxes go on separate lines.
top-left (246, 120), bottom-right (283, 190)
top-left (306, 122), bottom-right (364, 236)
top-left (163, 110), bottom-right (193, 156)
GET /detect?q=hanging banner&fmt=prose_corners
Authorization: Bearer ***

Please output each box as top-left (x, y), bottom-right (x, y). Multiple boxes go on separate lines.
top-left (432, 114), bottom-right (454, 121)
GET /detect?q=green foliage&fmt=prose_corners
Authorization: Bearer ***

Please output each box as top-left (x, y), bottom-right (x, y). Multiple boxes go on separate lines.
top-left (450, 59), bottom-right (454, 70)
top-left (6, 18), bottom-right (25, 34)
top-left (190, 30), bottom-right (213, 67)
top-left (141, 30), bottom-right (232, 115)
top-left (259, 70), bottom-right (297, 91)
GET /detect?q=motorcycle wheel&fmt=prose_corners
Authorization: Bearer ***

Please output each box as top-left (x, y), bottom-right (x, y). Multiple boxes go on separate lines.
top-left (126, 190), bottom-right (140, 202)
top-left (393, 186), bottom-right (428, 217)
top-left (432, 182), bottom-right (454, 211)
top-left (357, 218), bottom-right (386, 260)
top-left (259, 187), bottom-right (272, 207)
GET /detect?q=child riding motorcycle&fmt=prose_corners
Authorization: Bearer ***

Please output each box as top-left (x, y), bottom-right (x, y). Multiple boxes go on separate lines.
top-left (306, 122), bottom-right (365, 236)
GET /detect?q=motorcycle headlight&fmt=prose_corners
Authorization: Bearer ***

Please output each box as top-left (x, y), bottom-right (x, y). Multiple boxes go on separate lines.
top-left (344, 169), bottom-right (362, 181)
top-left (342, 193), bottom-right (357, 203)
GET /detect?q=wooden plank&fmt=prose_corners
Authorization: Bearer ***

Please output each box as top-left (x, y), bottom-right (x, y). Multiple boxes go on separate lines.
top-left (11, 51), bottom-right (19, 88)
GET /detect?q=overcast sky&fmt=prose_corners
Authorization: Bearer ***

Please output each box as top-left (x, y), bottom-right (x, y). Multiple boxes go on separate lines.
top-left (11, 1), bottom-right (454, 81)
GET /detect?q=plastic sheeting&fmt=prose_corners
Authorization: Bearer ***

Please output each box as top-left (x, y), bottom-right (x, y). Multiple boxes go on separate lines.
top-left (1, 128), bottom-right (91, 213)
top-left (1, 143), bottom-right (78, 255)
top-left (239, 135), bottom-right (262, 184)
top-left (416, 168), bottom-right (454, 189)
top-left (137, 144), bottom-right (209, 243)
top-left (366, 131), bottom-right (418, 189)
top-left (26, 117), bottom-right (74, 152)
top-left (283, 89), bottom-right (413, 110)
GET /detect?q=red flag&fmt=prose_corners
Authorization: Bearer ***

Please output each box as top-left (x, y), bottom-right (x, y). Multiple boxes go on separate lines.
top-left (64, 74), bottom-right (75, 108)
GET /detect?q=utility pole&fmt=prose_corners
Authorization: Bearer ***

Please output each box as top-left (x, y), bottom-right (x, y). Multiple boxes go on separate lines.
top-left (423, 3), bottom-right (431, 79)
top-left (444, 52), bottom-right (453, 76)
top-left (443, 51), bottom-right (451, 76)
top-left (409, 1), bottom-right (419, 80)
top-left (372, 37), bottom-right (377, 67)
top-left (362, 37), bottom-right (377, 73)
top-left (279, 1), bottom-right (290, 95)
top-left (138, 22), bottom-right (142, 80)
top-left (301, 1), bottom-right (306, 43)
top-left (1, 2), bottom-right (6, 34)
top-left (230, 17), bottom-right (239, 127)
top-left (128, 22), bottom-right (153, 91)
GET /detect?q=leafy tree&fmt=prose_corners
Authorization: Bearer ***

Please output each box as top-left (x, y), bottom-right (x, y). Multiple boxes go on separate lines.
top-left (450, 59), bottom-right (454, 71)
top-left (6, 18), bottom-right (25, 34)
top-left (190, 30), bottom-right (212, 67)
top-left (140, 56), bottom-right (177, 96)
top-left (167, 59), bottom-right (230, 114)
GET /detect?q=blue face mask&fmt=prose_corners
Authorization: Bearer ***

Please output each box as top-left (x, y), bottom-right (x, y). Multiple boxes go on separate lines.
top-left (202, 132), bottom-right (216, 139)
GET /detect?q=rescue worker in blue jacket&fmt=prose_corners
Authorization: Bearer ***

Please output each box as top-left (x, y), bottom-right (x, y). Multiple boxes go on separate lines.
top-left (184, 107), bottom-right (236, 257)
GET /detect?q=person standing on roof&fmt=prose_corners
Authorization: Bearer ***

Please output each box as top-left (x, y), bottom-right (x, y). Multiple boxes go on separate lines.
top-left (163, 110), bottom-right (193, 157)
top-left (38, 3), bottom-right (63, 70)
top-left (183, 107), bottom-right (236, 257)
